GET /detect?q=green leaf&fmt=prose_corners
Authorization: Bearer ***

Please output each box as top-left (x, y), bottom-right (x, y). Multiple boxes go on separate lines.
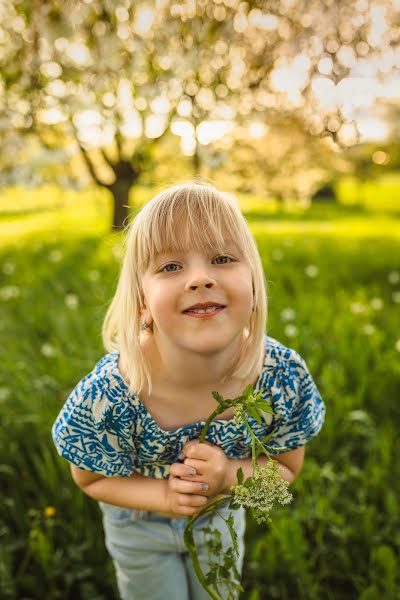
top-left (245, 407), bottom-right (262, 424)
top-left (256, 401), bottom-right (274, 414)
top-left (236, 467), bottom-right (244, 484)
top-left (211, 390), bottom-right (225, 405)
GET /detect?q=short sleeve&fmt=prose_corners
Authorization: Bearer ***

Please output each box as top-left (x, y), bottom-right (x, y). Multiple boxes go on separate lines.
top-left (51, 356), bottom-right (137, 477)
top-left (265, 349), bottom-right (326, 455)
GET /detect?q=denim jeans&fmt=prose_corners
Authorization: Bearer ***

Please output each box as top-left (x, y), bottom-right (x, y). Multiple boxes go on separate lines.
top-left (99, 501), bottom-right (247, 600)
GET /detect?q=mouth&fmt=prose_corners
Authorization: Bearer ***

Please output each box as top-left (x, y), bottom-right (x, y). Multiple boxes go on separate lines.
top-left (183, 306), bottom-right (226, 318)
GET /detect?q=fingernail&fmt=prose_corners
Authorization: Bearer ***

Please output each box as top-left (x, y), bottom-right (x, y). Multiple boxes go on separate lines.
top-left (200, 483), bottom-right (209, 490)
top-left (187, 468), bottom-right (196, 476)
top-left (178, 452), bottom-right (185, 460)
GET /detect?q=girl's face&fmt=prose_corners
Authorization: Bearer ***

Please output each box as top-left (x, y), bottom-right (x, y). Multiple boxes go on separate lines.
top-left (141, 243), bottom-right (254, 356)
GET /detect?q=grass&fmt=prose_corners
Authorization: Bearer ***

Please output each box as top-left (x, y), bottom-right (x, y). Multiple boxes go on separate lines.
top-left (0, 180), bottom-right (399, 599)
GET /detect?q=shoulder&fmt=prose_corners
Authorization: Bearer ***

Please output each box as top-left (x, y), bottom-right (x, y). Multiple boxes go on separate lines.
top-left (263, 335), bottom-right (308, 371)
top-left (66, 352), bottom-right (132, 410)
top-left (51, 352), bottom-right (137, 477)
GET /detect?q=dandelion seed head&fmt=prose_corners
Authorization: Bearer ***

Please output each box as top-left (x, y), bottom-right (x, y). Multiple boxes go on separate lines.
top-left (370, 298), bottom-right (383, 310)
top-left (0, 387), bottom-right (10, 402)
top-left (305, 264), bottom-right (319, 278)
top-left (65, 293), bottom-right (79, 309)
top-left (88, 269), bottom-right (100, 281)
top-left (0, 285), bottom-right (20, 300)
top-left (362, 323), bottom-right (375, 335)
top-left (284, 324), bottom-right (298, 337)
top-left (49, 249), bottom-right (63, 263)
top-left (392, 291), bottom-right (400, 304)
top-left (2, 260), bottom-right (15, 275)
top-left (271, 249), bottom-right (283, 261)
top-left (280, 307), bottom-right (296, 321)
top-left (388, 271), bottom-right (400, 284)
top-left (41, 343), bottom-right (56, 357)
top-left (350, 302), bottom-right (367, 314)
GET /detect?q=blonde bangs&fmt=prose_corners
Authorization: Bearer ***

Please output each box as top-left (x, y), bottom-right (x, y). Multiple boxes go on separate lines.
top-left (132, 184), bottom-right (253, 277)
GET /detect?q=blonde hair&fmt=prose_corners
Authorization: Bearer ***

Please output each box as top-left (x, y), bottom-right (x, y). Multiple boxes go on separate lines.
top-left (102, 180), bottom-right (268, 397)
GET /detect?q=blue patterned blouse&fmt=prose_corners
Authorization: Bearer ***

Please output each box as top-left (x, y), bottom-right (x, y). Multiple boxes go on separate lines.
top-left (51, 335), bottom-right (326, 479)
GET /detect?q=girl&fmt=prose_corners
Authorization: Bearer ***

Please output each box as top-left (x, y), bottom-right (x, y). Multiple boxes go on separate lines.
top-left (51, 181), bottom-right (326, 600)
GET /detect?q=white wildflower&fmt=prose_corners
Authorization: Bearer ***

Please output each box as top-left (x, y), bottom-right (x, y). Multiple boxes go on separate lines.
top-left (280, 307), bottom-right (296, 321)
top-left (88, 269), bottom-right (100, 281)
top-left (232, 461), bottom-right (293, 525)
top-left (271, 249), bottom-right (283, 261)
top-left (370, 298), bottom-right (383, 311)
top-left (305, 264), bottom-right (319, 278)
top-left (49, 249), bottom-right (63, 263)
top-left (395, 339), bottom-right (400, 352)
top-left (362, 323), bottom-right (376, 335)
top-left (2, 261), bottom-right (15, 275)
top-left (350, 302), bottom-right (367, 314)
top-left (41, 343), bottom-right (56, 357)
top-left (388, 271), bottom-right (400, 285)
top-left (0, 285), bottom-right (20, 300)
top-left (112, 244), bottom-right (124, 260)
top-left (284, 324), bottom-right (298, 337)
top-left (65, 293), bottom-right (79, 309)
top-left (392, 292), bottom-right (400, 304)
top-left (0, 387), bottom-right (10, 402)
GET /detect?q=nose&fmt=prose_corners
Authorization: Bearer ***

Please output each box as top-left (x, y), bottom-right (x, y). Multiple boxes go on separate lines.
top-left (184, 273), bottom-right (217, 292)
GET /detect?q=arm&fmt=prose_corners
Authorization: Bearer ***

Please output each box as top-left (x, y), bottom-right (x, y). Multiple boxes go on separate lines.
top-left (70, 463), bottom-right (209, 517)
top-left (71, 465), bottom-right (170, 512)
top-left (221, 446), bottom-right (305, 494)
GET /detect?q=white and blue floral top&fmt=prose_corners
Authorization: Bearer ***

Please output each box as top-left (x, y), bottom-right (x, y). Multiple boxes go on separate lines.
top-left (51, 335), bottom-right (326, 479)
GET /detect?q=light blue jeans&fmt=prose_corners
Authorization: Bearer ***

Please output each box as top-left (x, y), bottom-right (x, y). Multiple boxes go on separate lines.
top-left (99, 501), bottom-right (247, 600)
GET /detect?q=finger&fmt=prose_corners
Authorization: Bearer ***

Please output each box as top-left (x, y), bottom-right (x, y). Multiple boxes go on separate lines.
top-left (171, 477), bottom-right (209, 495)
top-left (170, 462), bottom-right (197, 479)
top-left (182, 441), bottom-right (216, 461)
top-left (177, 493), bottom-right (209, 508)
top-left (182, 458), bottom-right (208, 475)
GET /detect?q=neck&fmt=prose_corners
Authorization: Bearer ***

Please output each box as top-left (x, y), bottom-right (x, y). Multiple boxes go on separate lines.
top-left (143, 331), bottom-right (248, 393)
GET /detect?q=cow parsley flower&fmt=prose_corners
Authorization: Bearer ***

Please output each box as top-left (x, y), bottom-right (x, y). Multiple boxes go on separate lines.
top-left (232, 461), bottom-right (293, 524)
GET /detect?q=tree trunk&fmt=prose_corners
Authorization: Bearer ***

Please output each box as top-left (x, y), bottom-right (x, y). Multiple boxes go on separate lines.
top-left (109, 178), bottom-right (133, 230)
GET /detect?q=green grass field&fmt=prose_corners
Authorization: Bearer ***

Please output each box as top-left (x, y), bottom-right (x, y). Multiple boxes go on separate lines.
top-left (0, 181), bottom-right (399, 599)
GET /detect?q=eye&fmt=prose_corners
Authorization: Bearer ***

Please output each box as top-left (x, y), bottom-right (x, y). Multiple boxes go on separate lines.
top-left (214, 255), bottom-right (233, 264)
top-left (161, 263), bottom-right (181, 272)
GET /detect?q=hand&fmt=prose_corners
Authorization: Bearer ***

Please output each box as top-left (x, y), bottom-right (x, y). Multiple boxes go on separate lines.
top-left (180, 439), bottom-right (233, 497)
top-left (162, 462), bottom-right (210, 518)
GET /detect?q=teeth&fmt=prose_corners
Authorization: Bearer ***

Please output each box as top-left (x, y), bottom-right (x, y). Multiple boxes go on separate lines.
top-left (189, 306), bottom-right (220, 313)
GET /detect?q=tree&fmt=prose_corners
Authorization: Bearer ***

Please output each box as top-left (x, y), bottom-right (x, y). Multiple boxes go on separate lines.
top-left (1, 0), bottom-right (399, 227)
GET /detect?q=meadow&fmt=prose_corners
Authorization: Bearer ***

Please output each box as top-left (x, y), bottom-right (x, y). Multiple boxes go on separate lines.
top-left (0, 179), bottom-right (399, 599)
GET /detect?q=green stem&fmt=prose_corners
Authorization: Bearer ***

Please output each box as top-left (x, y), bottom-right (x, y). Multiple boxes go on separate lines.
top-left (183, 496), bottom-right (231, 600)
top-left (198, 409), bottom-right (221, 443)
